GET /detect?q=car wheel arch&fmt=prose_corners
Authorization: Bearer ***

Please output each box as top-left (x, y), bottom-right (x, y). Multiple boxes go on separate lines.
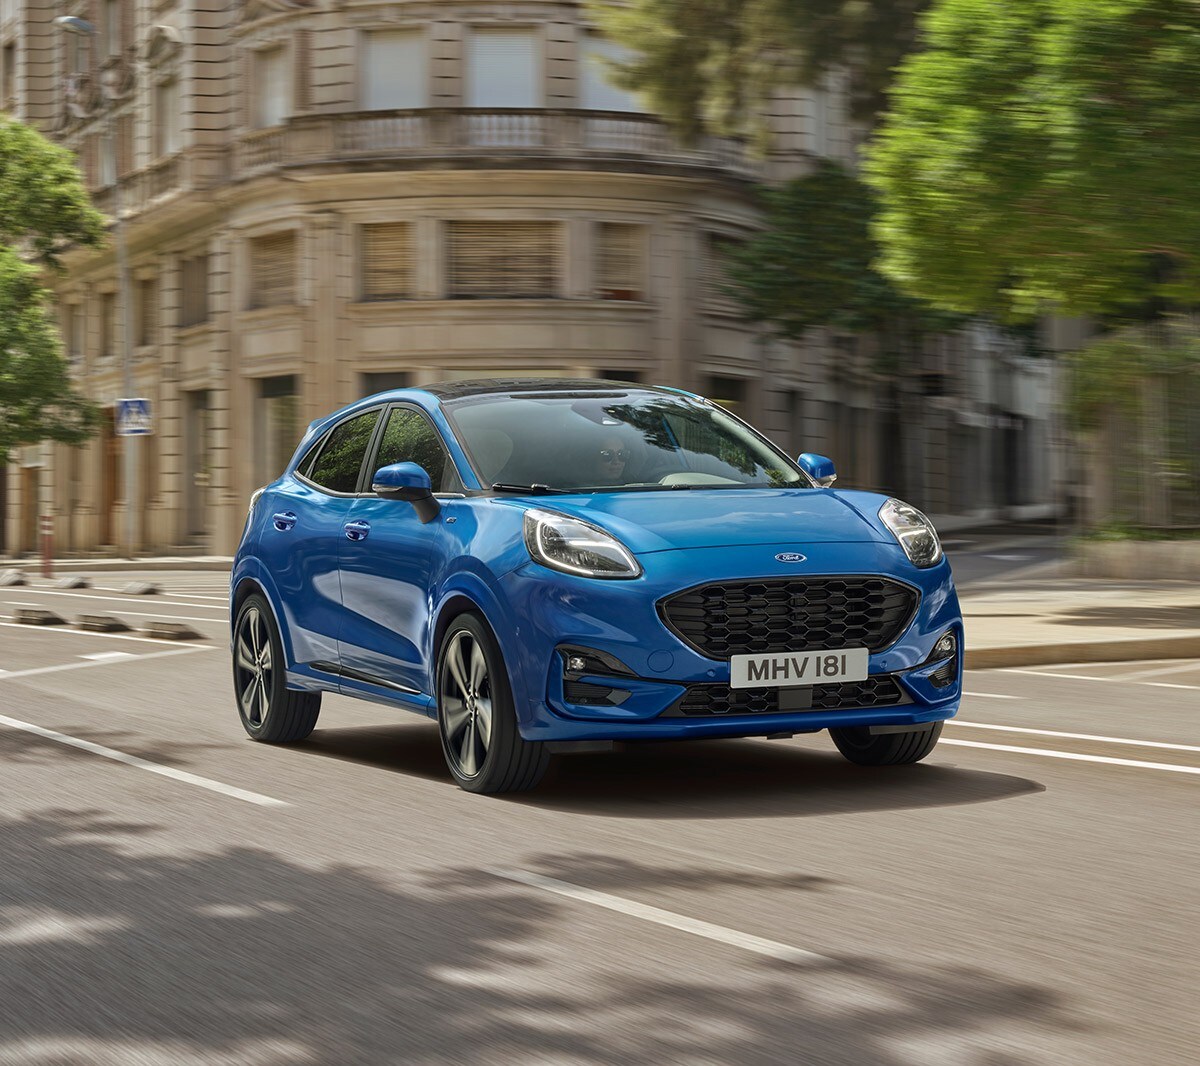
top-left (232, 575), bottom-right (296, 671)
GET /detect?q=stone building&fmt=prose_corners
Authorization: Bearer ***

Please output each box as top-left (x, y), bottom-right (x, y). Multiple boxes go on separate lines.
top-left (0, 0), bottom-right (1058, 557)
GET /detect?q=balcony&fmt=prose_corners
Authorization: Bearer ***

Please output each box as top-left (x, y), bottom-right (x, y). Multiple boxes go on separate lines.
top-left (90, 147), bottom-right (230, 221)
top-left (234, 109), bottom-right (763, 182)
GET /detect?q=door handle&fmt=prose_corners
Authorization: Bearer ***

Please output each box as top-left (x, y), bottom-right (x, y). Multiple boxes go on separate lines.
top-left (272, 511), bottom-right (297, 531)
top-left (344, 520), bottom-right (371, 542)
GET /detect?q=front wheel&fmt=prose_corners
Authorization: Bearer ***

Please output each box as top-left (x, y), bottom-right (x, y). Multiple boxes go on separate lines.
top-left (233, 593), bottom-right (321, 744)
top-left (829, 722), bottom-right (943, 766)
top-left (437, 613), bottom-right (549, 793)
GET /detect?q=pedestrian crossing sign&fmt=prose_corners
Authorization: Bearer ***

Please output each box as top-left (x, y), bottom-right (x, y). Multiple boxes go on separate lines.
top-left (115, 397), bottom-right (153, 436)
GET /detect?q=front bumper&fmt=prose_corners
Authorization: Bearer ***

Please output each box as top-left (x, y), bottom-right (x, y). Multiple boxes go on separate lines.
top-left (499, 542), bottom-right (963, 743)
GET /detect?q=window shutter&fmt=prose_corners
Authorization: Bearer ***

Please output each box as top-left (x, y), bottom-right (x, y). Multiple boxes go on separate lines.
top-left (447, 221), bottom-right (558, 299)
top-left (361, 223), bottom-right (413, 301)
top-left (704, 233), bottom-right (742, 306)
top-left (363, 30), bottom-right (426, 110)
top-left (465, 30), bottom-right (538, 108)
top-left (596, 223), bottom-right (643, 300)
top-left (250, 232), bottom-right (296, 309)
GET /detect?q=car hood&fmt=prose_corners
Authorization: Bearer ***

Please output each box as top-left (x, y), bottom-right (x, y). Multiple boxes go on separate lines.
top-left (518, 488), bottom-right (891, 554)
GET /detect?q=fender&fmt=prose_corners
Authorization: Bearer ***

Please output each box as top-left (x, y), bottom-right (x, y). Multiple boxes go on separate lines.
top-left (430, 564), bottom-right (532, 725)
top-left (229, 557), bottom-right (296, 670)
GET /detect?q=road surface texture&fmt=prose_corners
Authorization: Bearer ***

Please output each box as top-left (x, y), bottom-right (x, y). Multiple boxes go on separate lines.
top-left (1, 572), bottom-right (1195, 1065)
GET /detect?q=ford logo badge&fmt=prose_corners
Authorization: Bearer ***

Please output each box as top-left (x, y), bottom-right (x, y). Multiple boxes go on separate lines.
top-left (775, 552), bottom-right (807, 563)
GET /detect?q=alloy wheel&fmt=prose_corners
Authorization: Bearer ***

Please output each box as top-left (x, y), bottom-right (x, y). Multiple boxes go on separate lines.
top-left (235, 605), bottom-right (274, 728)
top-left (439, 630), bottom-right (493, 778)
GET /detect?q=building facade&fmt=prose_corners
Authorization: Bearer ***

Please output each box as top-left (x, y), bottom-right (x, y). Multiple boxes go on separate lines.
top-left (0, 0), bottom-right (1058, 557)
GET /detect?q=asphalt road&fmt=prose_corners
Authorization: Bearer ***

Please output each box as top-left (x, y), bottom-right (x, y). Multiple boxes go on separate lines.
top-left (1, 573), bottom-right (1196, 1066)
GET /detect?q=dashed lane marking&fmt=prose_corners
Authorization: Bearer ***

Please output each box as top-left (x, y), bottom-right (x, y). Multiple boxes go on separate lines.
top-left (941, 738), bottom-right (1200, 775)
top-left (964, 691), bottom-right (1023, 699)
top-left (0, 713), bottom-right (288, 806)
top-left (79, 651), bottom-right (137, 663)
top-left (1001, 667), bottom-right (1200, 691)
top-left (2, 588), bottom-right (226, 611)
top-left (0, 645), bottom-right (210, 681)
top-left (1114, 661), bottom-right (1200, 682)
top-left (948, 720), bottom-right (1200, 753)
top-left (488, 868), bottom-right (825, 965)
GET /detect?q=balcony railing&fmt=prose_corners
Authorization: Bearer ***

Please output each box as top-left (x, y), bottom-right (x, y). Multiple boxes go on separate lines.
top-left (234, 109), bottom-right (762, 180)
top-left (89, 147), bottom-right (229, 220)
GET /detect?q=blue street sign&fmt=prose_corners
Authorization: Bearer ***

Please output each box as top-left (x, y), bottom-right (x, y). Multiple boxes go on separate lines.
top-left (115, 397), bottom-right (153, 436)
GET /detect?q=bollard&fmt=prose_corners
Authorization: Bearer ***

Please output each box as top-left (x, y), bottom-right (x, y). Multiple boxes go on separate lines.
top-left (40, 514), bottom-right (53, 580)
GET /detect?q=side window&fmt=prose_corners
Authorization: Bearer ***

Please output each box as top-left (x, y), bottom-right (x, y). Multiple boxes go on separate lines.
top-left (308, 409), bottom-right (381, 493)
top-left (374, 407), bottom-right (462, 493)
top-left (297, 432), bottom-right (327, 478)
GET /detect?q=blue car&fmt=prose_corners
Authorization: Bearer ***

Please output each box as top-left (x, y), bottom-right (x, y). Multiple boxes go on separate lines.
top-left (231, 379), bottom-right (962, 793)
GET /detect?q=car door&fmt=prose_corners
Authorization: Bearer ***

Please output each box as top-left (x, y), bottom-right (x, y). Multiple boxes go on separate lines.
top-left (337, 404), bottom-right (463, 697)
top-left (257, 406), bottom-right (382, 670)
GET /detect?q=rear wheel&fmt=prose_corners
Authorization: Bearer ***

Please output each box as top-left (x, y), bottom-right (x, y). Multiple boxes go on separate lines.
top-left (437, 613), bottom-right (549, 793)
top-left (829, 722), bottom-right (943, 766)
top-left (233, 593), bottom-right (321, 744)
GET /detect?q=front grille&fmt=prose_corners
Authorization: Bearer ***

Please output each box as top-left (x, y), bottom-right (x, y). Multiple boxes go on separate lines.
top-left (665, 675), bottom-right (908, 717)
top-left (659, 577), bottom-right (918, 660)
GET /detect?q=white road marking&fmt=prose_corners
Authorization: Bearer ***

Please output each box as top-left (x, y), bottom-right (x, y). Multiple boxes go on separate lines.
top-left (79, 651), bottom-right (137, 663)
top-left (64, 606), bottom-right (223, 625)
top-left (0, 645), bottom-right (210, 681)
top-left (0, 713), bottom-right (288, 806)
top-left (1114, 661), bottom-right (1200, 682)
top-left (941, 738), bottom-right (1200, 775)
top-left (948, 720), bottom-right (1200, 753)
top-left (0, 620), bottom-right (213, 647)
top-left (983, 554), bottom-right (1032, 561)
top-left (3, 588), bottom-right (226, 611)
top-left (964, 691), bottom-right (1022, 699)
top-left (1001, 667), bottom-right (1200, 691)
top-left (488, 868), bottom-right (825, 965)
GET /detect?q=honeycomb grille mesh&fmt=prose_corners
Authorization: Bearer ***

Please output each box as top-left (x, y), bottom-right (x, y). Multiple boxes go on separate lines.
top-left (659, 577), bottom-right (918, 660)
top-left (670, 676), bottom-right (907, 717)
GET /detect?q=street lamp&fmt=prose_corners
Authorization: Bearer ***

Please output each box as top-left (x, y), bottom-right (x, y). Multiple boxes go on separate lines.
top-left (55, 15), bottom-right (138, 559)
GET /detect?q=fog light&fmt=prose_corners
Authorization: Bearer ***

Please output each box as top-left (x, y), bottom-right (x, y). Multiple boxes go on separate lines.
top-left (567, 655), bottom-right (587, 672)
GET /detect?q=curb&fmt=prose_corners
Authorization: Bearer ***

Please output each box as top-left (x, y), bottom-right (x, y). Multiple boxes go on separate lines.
top-left (1, 558), bottom-right (233, 574)
top-left (966, 635), bottom-right (1200, 670)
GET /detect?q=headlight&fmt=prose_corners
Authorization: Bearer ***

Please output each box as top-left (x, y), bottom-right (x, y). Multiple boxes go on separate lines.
top-left (523, 509), bottom-right (642, 579)
top-left (878, 498), bottom-right (943, 568)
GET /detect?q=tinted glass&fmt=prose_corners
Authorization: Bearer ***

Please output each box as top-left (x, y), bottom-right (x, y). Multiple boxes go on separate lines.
top-left (308, 410), bottom-right (380, 493)
top-left (446, 391), bottom-right (804, 492)
top-left (375, 408), bottom-right (460, 492)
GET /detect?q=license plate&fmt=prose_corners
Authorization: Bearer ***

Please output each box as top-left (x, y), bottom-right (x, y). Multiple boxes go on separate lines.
top-left (730, 648), bottom-right (869, 689)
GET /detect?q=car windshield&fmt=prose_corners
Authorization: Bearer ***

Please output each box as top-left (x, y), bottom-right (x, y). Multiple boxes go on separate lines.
top-left (445, 391), bottom-right (807, 492)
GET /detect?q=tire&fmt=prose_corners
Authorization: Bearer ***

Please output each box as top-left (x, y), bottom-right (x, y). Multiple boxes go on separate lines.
top-left (233, 593), bottom-right (321, 744)
top-left (829, 721), bottom-right (943, 766)
top-left (436, 612), bottom-right (549, 794)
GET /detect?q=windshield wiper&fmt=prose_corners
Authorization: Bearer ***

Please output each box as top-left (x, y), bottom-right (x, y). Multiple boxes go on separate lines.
top-left (491, 482), bottom-right (569, 495)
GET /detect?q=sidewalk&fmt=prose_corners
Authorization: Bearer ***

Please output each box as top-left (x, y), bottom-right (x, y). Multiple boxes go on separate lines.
top-left (3, 558), bottom-right (1197, 670)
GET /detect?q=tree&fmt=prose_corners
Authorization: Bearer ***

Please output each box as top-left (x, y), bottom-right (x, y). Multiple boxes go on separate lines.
top-left (865, 0), bottom-right (1200, 320)
top-left (720, 160), bottom-right (957, 367)
top-left (585, 0), bottom-right (930, 144)
top-left (0, 117), bottom-right (105, 462)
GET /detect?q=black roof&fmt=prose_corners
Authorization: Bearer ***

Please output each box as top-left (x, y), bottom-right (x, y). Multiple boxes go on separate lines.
top-left (423, 378), bottom-right (674, 401)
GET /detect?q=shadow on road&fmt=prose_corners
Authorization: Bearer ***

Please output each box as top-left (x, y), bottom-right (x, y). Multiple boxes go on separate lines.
top-left (0, 810), bottom-right (1083, 1065)
top-left (299, 722), bottom-right (1043, 820)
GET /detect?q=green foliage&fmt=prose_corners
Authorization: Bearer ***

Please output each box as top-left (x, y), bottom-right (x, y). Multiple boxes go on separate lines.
top-left (718, 160), bottom-right (957, 362)
top-left (0, 117), bottom-right (104, 461)
top-left (866, 0), bottom-right (1200, 320)
top-left (1066, 320), bottom-right (1200, 430)
top-left (586, 0), bottom-right (930, 144)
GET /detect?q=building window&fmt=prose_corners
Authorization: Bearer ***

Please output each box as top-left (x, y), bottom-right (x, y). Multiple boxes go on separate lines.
top-left (62, 304), bottom-right (82, 364)
top-left (103, 0), bottom-right (121, 58)
top-left (2, 42), bottom-right (15, 110)
top-left (703, 233), bottom-right (744, 307)
top-left (362, 30), bottom-right (426, 110)
top-left (360, 223), bottom-right (413, 301)
top-left (180, 255), bottom-right (210, 327)
top-left (99, 131), bottom-right (117, 187)
top-left (100, 293), bottom-right (117, 360)
top-left (596, 223), bottom-right (644, 301)
top-left (137, 278), bottom-right (158, 347)
top-left (154, 78), bottom-right (181, 158)
top-left (466, 29), bottom-right (539, 108)
top-left (249, 232), bottom-right (296, 309)
top-left (707, 375), bottom-right (747, 410)
top-left (257, 376), bottom-right (299, 483)
top-left (580, 37), bottom-right (642, 112)
top-left (447, 221), bottom-right (558, 299)
top-left (361, 371), bottom-right (411, 397)
top-left (254, 45), bottom-right (290, 128)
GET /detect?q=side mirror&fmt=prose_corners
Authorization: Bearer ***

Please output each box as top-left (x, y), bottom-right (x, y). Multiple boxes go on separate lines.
top-left (372, 462), bottom-right (440, 524)
top-left (797, 452), bottom-right (837, 488)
